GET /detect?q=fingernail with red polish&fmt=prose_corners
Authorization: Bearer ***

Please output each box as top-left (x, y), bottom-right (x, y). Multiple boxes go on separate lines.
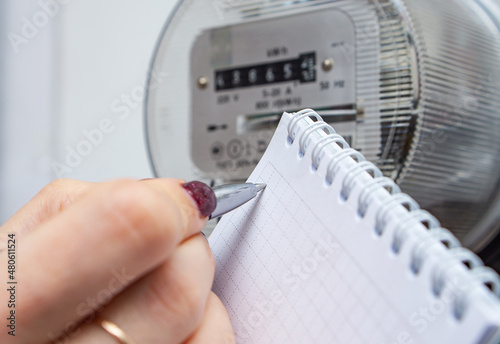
top-left (182, 181), bottom-right (217, 217)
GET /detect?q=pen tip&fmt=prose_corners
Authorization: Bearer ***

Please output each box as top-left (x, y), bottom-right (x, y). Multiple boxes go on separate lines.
top-left (255, 183), bottom-right (267, 192)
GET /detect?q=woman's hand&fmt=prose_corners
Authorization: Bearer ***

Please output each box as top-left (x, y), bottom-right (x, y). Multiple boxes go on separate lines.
top-left (0, 178), bottom-right (235, 344)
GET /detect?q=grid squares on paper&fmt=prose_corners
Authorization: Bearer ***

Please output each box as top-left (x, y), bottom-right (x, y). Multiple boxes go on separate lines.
top-left (210, 160), bottom-right (411, 343)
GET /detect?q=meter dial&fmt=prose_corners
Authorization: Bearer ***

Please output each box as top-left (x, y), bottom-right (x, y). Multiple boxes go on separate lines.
top-left (146, 0), bottom-right (500, 250)
top-left (191, 8), bottom-right (358, 178)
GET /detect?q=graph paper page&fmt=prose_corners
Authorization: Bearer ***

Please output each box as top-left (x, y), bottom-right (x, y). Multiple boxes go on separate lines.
top-left (208, 112), bottom-right (500, 344)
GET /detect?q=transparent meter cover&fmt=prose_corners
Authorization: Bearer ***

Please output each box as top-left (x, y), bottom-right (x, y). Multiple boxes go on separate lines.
top-left (145, 0), bottom-right (500, 250)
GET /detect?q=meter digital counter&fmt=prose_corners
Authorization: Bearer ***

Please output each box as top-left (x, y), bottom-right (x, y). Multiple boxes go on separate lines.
top-left (214, 52), bottom-right (317, 91)
top-left (145, 0), bottom-right (500, 251)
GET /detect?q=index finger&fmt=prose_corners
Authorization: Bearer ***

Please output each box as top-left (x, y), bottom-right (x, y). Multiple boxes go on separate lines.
top-left (0, 179), bottom-right (93, 238)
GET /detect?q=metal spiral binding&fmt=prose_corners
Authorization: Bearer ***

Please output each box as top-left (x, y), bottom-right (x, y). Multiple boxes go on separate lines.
top-left (470, 267), bottom-right (500, 297)
top-left (297, 121), bottom-right (335, 157)
top-left (326, 148), bottom-right (365, 186)
top-left (430, 247), bottom-right (484, 320)
top-left (375, 193), bottom-right (419, 235)
top-left (410, 227), bottom-right (460, 275)
top-left (341, 161), bottom-right (382, 201)
top-left (358, 177), bottom-right (400, 218)
top-left (390, 209), bottom-right (439, 254)
top-left (287, 109), bottom-right (322, 143)
top-left (431, 248), bottom-right (483, 297)
top-left (288, 109), bottom-right (500, 319)
top-left (453, 266), bottom-right (500, 320)
top-left (311, 134), bottom-right (350, 171)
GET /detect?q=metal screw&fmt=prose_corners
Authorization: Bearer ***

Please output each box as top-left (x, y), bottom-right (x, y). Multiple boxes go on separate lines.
top-left (197, 76), bottom-right (209, 89)
top-left (322, 58), bottom-right (334, 72)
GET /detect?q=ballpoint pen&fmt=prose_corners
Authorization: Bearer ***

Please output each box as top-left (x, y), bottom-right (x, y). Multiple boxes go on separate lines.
top-left (210, 183), bottom-right (266, 220)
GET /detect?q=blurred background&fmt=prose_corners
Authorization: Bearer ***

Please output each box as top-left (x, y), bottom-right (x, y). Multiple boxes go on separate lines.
top-left (1, 0), bottom-right (500, 270)
top-left (0, 0), bottom-right (178, 221)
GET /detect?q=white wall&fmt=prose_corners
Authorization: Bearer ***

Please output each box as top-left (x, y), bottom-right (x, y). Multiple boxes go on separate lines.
top-left (1, 0), bottom-right (177, 222)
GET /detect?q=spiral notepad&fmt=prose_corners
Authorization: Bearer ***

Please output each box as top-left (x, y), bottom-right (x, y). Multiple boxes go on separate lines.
top-left (209, 109), bottom-right (500, 343)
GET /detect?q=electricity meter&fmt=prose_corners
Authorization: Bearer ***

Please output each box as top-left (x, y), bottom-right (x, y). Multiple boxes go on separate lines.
top-left (145, 0), bottom-right (500, 251)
